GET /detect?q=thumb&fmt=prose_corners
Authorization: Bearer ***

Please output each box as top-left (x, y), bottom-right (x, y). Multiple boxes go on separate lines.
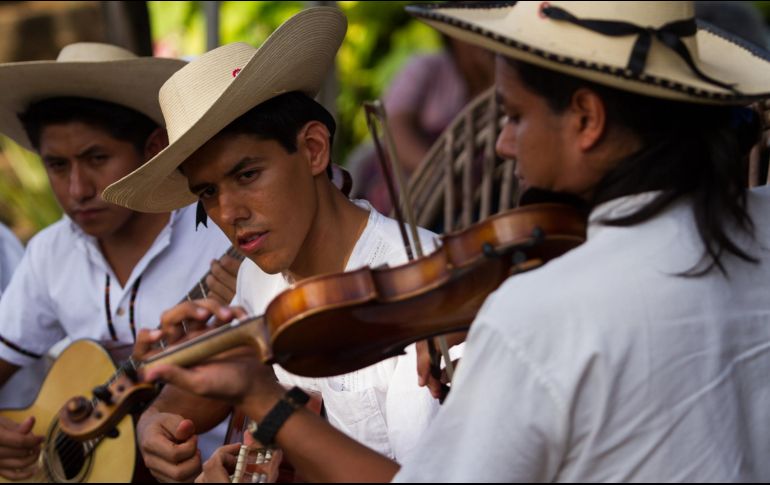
top-left (174, 418), bottom-right (196, 442)
top-left (17, 416), bottom-right (35, 434)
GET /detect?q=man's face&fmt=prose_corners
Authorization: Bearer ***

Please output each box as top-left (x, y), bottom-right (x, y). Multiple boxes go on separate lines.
top-left (39, 121), bottom-right (145, 238)
top-left (182, 132), bottom-right (318, 275)
top-left (494, 57), bottom-right (572, 193)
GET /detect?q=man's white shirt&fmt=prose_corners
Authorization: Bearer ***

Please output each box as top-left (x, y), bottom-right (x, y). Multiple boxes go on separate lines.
top-left (0, 204), bottom-right (232, 457)
top-left (234, 200), bottom-right (440, 462)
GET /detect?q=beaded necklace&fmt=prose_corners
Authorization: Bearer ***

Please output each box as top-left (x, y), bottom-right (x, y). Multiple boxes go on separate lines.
top-left (104, 274), bottom-right (142, 341)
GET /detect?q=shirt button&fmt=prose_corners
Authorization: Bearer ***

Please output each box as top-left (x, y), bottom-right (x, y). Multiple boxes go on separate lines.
top-left (116, 307), bottom-right (126, 316)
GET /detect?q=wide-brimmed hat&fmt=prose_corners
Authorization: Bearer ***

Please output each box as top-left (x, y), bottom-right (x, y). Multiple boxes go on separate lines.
top-left (407, 1), bottom-right (770, 105)
top-left (0, 42), bottom-right (185, 151)
top-left (102, 7), bottom-right (347, 213)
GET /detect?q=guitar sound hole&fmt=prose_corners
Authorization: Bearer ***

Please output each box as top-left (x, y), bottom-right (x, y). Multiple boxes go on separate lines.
top-left (54, 432), bottom-right (85, 480)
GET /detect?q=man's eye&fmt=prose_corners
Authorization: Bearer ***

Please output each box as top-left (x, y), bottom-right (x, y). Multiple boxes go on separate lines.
top-left (238, 169), bottom-right (260, 182)
top-left (504, 114), bottom-right (520, 124)
top-left (199, 187), bottom-right (216, 200)
top-left (46, 161), bottom-right (67, 172)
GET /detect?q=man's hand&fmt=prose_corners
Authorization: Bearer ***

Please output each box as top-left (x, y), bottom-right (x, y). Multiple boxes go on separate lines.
top-left (205, 253), bottom-right (242, 305)
top-left (195, 443), bottom-right (242, 483)
top-left (142, 346), bottom-right (281, 409)
top-left (0, 416), bottom-right (43, 480)
top-left (416, 332), bottom-right (466, 399)
top-left (133, 299), bottom-right (249, 360)
top-left (137, 409), bottom-right (201, 483)
top-left (135, 298), bottom-right (283, 413)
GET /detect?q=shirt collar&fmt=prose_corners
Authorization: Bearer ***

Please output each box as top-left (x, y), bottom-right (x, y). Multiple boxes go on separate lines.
top-left (65, 208), bottom-right (183, 287)
top-left (587, 191), bottom-right (662, 240)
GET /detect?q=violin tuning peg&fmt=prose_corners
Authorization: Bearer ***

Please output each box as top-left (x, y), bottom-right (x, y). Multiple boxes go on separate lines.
top-left (512, 250), bottom-right (528, 265)
top-left (482, 242), bottom-right (498, 259)
top-left (530, 226), bottom-right (545, 243)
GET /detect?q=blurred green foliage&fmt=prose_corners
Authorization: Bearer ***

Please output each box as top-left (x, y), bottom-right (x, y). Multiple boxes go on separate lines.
top-left (0, 136), bottom-right (61, 242)
top-left (148, 0), bottom-right (443, 169)
top-left (0, 1), bottom-right (441, 241)
top-left (5, 1), bottom-right (770, 242)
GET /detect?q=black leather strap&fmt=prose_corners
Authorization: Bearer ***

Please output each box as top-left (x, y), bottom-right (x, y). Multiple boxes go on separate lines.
top-left (252, 387), bottom-right (310, 446)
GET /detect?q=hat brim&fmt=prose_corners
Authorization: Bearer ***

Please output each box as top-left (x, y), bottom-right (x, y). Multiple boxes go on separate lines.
top-left (0, 57), bottom-right (185, 151)
top-left (102, 8), bottom-right (347, 213)
top-left (407, 2), bottom-right (770, 105)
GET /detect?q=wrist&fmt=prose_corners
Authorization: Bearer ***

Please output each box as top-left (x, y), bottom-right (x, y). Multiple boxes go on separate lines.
top-left (250, 386), bottom-right (310, 447)
top-left (241, 383), bottom-right (285, 422)
top-left (137, 406), bottom-right (160, 435)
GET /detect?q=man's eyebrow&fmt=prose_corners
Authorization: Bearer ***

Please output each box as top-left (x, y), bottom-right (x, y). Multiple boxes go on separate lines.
top-left (189, 157), bottom-right (265, 194)
top-left (224, 157), bottom-right (264, 177)
top-left (42, 155), bottom-right (67, 165)
top-left (75, 145), bottom-right (107, 159)
top-left (189, 181), bottom-right (211, 195)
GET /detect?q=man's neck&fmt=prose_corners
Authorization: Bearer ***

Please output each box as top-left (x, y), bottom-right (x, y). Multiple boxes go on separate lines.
top-left (286, 182), bottom-right (369, 283)
top-left (98, 211), bottom-right (171, 286)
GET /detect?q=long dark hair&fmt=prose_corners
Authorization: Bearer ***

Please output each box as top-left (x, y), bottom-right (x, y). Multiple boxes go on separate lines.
top-left (507, 57), bottom-right (758, 276)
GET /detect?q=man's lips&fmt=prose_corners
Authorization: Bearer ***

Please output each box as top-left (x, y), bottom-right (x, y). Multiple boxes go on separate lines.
top-left (237, 231), bottom-right (268, 253)
top-left (73, 208), bottom-right (107, 220)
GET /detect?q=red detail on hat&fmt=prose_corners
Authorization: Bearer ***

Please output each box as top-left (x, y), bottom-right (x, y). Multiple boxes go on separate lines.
top-left (232, 68), bottom-right (242, 77)
top-left (539, 2), bottom-right (550, 19)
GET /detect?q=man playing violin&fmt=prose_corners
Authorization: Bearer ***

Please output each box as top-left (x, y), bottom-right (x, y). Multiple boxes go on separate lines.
top-left (0, 43), bottom-right (239, 480)
top-left (102, 8), bottom-right (442, 483)
top-left (125, 1), bottom-right (770, 482)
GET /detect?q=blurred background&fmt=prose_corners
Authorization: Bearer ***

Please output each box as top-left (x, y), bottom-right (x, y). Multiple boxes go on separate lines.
top-left (0, 0), bottom-right (768, 242)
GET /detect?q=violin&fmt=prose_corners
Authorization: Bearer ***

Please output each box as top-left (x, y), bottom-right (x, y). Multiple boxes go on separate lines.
top-left (58, 197), bottom-right (586, 441)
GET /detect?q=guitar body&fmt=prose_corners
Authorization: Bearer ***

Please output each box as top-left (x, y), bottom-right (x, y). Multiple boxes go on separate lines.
top-left (0, 340), bottom-right (135, 483)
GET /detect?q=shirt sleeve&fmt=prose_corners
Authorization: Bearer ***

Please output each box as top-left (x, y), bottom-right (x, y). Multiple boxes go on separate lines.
top-left (392, 322), bottom-right (568, 483)
top-left (0, 238), bottom-right (65, 367)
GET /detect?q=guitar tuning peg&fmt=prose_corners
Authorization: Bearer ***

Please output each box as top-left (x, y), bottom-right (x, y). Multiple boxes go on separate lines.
top-left (105, 427), bottom-right (120, 439)
top-left (65, 397), bottom-right (93, 423)
top-left (120, 361), bottom-right (138, 382)
top-left (92, 385), bottom-right (113, 404)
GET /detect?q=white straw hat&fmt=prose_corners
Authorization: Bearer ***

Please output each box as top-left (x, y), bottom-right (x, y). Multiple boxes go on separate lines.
top-left (102, 7), bottom-right (347, 213)
top-left (0, 42), bottom-right (185, 150)
top-left (407, 1), bottom-right (770, 105)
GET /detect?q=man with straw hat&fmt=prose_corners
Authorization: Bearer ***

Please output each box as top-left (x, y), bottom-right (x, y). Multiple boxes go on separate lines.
top-left (137, 1), bottom-right (770, 482)
top-left (105, 7), bottom-right (440, 482)
top-left (0, 42), bottom-right (239, 480)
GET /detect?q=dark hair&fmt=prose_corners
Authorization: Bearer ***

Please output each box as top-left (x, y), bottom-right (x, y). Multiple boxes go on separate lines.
top-left (507, 57), bottom-right (758, 276)
top-left (18, 97), bottom-right (158, 153)
top-left (215, 91), bottom-right (336, 178)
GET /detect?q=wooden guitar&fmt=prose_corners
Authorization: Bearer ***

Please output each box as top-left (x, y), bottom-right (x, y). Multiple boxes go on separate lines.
top-left (0, 340), bottom-right (136, 483)
top-left (0, 247), bottom-right (243, 483)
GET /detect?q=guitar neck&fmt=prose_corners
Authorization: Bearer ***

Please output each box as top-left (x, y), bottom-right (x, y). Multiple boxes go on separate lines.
top-left (182, 246), bottom-right (244, 302)
top-left (232, 445), bottom-right (283, 483)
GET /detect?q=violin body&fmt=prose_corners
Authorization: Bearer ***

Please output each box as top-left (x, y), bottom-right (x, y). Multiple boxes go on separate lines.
top-left (266, 202), bottom-right (586, 377)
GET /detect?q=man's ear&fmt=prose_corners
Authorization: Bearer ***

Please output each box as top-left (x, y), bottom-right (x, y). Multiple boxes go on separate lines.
top-left (299, 121), bottom-right (331, 177)
top-left (569, 87), bottom-right (607, 152)
top-left (144, 128), bottom-right (169, 160)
